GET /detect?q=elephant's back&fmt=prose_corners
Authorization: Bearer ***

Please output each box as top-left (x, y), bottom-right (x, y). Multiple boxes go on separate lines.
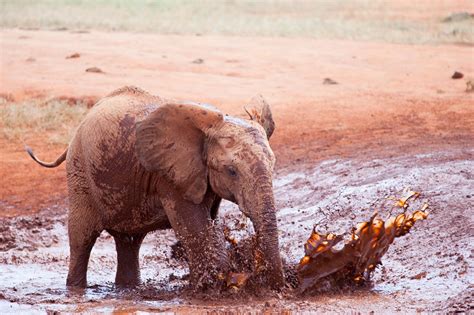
top-left (66, 86), bottom-right (163, 214)
top-left (85, 86), bottom-right (163, 129)
top-left (70, 86), bottom-right (163, 165)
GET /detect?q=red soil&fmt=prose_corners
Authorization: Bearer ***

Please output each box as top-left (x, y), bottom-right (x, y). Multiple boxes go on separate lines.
top-left (0, 29), bottom-right (473, 217)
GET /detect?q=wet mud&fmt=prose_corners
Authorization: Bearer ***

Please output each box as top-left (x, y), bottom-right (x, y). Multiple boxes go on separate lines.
top-left (1, 149), bottom-right (472, 313)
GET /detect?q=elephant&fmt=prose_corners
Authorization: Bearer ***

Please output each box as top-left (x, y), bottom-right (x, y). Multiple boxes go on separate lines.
top-left (26, 86), bottom-right (284, 290)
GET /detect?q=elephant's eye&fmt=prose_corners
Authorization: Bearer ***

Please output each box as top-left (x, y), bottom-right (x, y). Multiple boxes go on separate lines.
top-left (226, 165), bottom-right (238, 178)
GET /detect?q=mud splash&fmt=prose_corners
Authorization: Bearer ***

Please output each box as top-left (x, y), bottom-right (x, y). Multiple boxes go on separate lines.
top-left (0, 149), bottom-right (472, 313)
top-left (297, 192), bottom-right (428, 292)
top-left (223, 191), bottom-right (429, 294)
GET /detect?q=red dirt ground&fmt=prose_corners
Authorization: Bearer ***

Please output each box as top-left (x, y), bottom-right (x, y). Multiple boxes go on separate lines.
top-left (1, 29), bottom-right (473, 217)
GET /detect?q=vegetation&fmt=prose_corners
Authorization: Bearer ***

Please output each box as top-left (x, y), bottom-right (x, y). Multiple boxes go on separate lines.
top-left (0, 97), bottom-right (89, 144)
top-left (1, 0), bottom-right (472, 44)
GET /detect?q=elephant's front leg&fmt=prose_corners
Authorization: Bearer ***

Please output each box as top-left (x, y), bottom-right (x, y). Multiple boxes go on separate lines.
top-left (162, 196), bottom-right (229, 290)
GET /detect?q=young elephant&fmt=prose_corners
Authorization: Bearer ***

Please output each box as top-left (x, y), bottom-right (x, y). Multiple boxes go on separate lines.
top-left (27, 86), bottom-right (284, 290)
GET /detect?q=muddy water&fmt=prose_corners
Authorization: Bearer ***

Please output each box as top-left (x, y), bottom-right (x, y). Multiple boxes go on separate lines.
top-left (1, 149), bottom-right (473, 313)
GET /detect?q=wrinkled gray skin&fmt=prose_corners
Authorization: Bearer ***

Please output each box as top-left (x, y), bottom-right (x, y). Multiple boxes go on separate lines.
top-left (27, 86), bottom-right (284, 290)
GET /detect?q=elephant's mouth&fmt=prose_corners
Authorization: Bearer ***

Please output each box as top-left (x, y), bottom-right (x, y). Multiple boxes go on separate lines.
top-left (230, 190), bottom-right (249, 218)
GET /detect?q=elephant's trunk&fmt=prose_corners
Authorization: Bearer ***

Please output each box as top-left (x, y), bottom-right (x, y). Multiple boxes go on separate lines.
top-left (244, 176), bottom-right (284, 288)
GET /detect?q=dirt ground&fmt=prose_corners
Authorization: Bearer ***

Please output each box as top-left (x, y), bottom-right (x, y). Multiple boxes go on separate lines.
top-left (1, 23), bottom-right (473, 314)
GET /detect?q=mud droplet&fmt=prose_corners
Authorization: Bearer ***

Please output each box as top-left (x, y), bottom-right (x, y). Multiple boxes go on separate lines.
top-left (411, 271), bottom-right (427, 280)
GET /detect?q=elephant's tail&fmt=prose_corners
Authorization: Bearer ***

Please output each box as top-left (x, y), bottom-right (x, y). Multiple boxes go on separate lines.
top-left (25, 146), bottom-right (68, 168)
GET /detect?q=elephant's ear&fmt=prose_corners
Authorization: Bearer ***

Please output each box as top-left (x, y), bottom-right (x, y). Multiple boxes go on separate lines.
top-left (135, 102), bottom-right (224, 204)
top-left (244, 95), bottom-right (275, 139)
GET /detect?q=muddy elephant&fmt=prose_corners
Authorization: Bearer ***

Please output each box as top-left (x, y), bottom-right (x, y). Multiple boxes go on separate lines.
top-left (26, 86), bottom-right (284, 290)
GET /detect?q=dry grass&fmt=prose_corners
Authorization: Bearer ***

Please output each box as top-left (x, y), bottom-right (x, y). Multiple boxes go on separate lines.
top-left (1, 0), bottom-right (473, 44)
top-left (0, 97), bottom-right (89, 144)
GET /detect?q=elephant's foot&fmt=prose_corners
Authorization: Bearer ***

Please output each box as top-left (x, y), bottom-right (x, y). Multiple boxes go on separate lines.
top-left (190, 262), bottom-right (222, 287)
top-left (66, 273), bottom-right (88, 288)
top-left (67, 252), bottom-right (91, 288)
top-left (109, 231), bottom-right (146, 287)
top-left (189, 267), bottom-right (227, 292)
top-left (187, 236), bottom-right (230, 291)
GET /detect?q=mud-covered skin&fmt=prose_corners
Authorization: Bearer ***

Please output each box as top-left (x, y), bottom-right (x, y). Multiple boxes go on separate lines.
top-left (53, 86), bottom-right (284, 289)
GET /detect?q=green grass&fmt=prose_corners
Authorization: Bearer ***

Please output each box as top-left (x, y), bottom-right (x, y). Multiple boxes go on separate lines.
top-left (0, 97), bottom-right (89, 144)
top-left (0, 0), bottom-right (472, 44)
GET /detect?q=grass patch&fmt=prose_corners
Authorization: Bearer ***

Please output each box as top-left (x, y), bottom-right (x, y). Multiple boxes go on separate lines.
top-left (0, 0), bottom-right (472, 44)
top-left (0, 97), bottom-right (89, 144)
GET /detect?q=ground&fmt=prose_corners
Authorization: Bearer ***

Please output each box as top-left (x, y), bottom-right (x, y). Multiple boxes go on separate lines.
top-left (0, 1), bottom-right (473, 313)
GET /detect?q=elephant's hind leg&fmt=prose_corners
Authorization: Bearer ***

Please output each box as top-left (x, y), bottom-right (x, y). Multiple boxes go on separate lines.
top-left (108, 230), bottom-right (146, 287)
top-left (66, 219), bottom-right (101, 288)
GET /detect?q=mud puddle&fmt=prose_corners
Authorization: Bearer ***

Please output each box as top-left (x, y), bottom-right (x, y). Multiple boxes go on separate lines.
top-left (1, 149), bottom-right (472, 313)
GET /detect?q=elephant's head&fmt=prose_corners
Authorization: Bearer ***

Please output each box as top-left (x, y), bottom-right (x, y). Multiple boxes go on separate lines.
top-left (135, 96), bottom-right (284, 288)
